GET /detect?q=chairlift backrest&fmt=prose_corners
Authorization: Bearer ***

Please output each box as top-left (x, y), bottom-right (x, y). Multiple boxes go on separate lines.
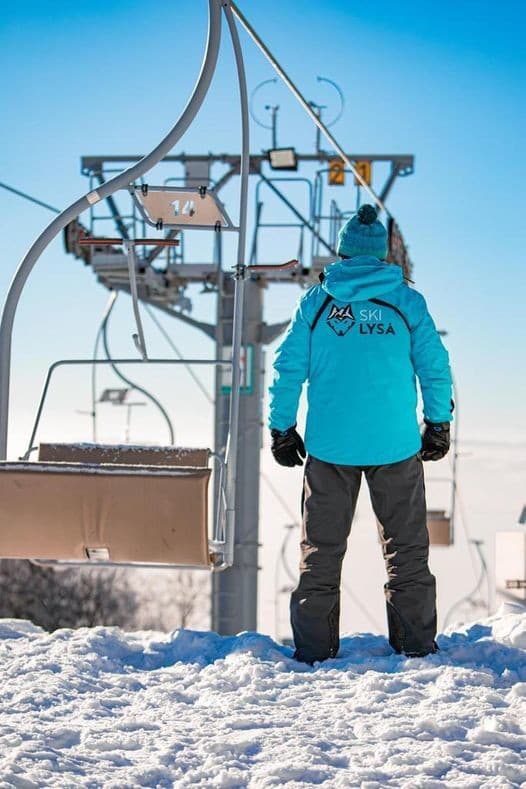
top-left (0, 460), bottom-right (211, 565)
top-left (38, 442), bottom-right (210, 468)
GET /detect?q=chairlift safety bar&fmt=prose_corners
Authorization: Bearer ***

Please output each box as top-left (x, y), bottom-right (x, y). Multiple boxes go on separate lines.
top-left (123, 240), bottom-right (148, 360)
top-left (247, 259), bottom-right (299, 272)
top-left (24, 357), bottom-right (232, 464)
top-left (79, 236), bottom-right (180, 247)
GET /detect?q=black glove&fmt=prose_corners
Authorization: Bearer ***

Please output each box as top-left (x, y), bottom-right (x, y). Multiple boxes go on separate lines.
top-left (270, 426), bottom-right (306, 467)
top-left (421, 420), bottom-right (450, 461)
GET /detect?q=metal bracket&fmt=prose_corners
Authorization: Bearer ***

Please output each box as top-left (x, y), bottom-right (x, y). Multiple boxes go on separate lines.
top-left (123, 240), bottom-right (148, 360)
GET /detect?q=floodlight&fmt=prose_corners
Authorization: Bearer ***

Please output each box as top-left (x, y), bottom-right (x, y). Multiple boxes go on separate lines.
top-left (267, 147), bottom-right (298, 171)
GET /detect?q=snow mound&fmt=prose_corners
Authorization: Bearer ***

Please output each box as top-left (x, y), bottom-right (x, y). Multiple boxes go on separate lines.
top-left (0, 607), bottom-right (525, 787)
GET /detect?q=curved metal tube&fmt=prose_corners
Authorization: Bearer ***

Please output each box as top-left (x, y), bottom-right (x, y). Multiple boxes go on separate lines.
top-left (124, 241), bottom-right (149, 360)
top-left (222, 4), bottom-right (250, 567)
top-left (24, 357), bottom-right (227, 459)
top-left (0, 0), bottom-right (222, 458)
top-left (143, 303), bottom-right (214, 405)
top-left (100, 295), bottom-right (175, 445)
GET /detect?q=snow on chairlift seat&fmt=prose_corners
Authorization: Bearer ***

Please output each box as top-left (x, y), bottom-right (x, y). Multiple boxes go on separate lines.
top-left (0, 443), bottom-right (214, 567)
top-left (38, 442), bottom-right (210, 468)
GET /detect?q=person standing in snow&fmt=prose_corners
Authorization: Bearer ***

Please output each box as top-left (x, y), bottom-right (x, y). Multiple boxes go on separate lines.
top-left (268, 204), bottom-right (453, 664)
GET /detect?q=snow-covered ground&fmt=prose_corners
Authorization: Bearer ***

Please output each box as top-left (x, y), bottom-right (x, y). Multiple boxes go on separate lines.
top-left (0, 607), bottom-right (525, 788)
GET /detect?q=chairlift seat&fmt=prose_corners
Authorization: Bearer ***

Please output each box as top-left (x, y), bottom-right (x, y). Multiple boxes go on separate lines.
top-left (0, 444), bottom-right (214, 566)
top-left (426, 509), bottom-right (452, 546)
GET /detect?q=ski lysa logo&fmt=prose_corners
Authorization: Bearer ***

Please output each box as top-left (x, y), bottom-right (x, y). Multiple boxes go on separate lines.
top-left (327, 304), bottom-right (355, 336)
top-left (327, 304), bottom-right (396, 337)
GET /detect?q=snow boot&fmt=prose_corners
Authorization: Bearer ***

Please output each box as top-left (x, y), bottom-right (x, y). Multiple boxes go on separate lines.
top-left (403, 640), bottom-right (439, 658)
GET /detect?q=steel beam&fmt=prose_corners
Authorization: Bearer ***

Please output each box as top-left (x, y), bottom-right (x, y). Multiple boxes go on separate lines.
top-left (81, 152), bottom-right (414, 174)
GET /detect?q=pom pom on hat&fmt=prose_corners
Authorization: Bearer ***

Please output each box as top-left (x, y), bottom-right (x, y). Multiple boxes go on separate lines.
top-left (336, 204), bottom-right (388, 260)
top-left (357, 204), bottom-right (378, 225)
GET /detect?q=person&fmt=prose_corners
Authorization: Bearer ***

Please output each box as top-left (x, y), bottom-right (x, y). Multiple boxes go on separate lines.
top-left (268, 204), bottom-right (453, 664)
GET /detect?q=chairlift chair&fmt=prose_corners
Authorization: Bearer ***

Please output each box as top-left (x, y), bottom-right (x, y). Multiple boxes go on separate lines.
top-left (426, 509), bottom-right (452, 547)
top-left (0, 0), bottom-right (252, 573)
top-left (0, 220), bottom-right (234, 569)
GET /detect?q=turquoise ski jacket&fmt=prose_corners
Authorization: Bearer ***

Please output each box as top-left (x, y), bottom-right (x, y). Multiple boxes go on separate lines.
top-left (268, 255), bottom-right (453, 466)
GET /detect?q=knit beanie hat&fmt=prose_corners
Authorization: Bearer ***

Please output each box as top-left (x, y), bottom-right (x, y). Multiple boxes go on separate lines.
top-left (337, 204), bottom-right (388, 260)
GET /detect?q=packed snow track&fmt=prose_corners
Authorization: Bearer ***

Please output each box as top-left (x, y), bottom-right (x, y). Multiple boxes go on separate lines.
top-left (0, 607), bottom-right (525, 787)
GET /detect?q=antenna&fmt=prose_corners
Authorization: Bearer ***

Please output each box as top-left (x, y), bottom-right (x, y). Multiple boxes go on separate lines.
top-left (249, 78), bottom-right (279, 149)
top-left (310, 76), bottom-right (345, 154)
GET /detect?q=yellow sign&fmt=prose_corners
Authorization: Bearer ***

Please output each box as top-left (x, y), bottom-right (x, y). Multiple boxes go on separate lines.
top-left (328, 158), bottom-right (345, 186)
top-left (353, 160), bottom-right (372, 186)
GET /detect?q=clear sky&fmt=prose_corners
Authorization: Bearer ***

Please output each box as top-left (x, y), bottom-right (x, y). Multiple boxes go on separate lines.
top-left (1, 0), bottom-right (525, 635)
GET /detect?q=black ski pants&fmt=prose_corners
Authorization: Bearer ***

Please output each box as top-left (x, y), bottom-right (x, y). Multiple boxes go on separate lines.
top-left (290, 453), bottom-right (436, 662)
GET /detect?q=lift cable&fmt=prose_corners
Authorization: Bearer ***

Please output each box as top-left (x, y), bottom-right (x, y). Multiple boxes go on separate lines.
top-left (455, 480), bottom-right (481, 581)
top-left (447, 447), bottom-right (480, 581)
top-left (341, 582), bottom-right (384, 634)
top-left (100, 292), bottom-right (175, 445)
top-left (143, 303), bottom-right (214, 405)
top-left (0, 181), bottom-right (60, 215)
top-left (442, 401), bottom-right (491, 625)
top-left (443, 540), bottom-right (489, 628)
top-left (261, 470), bottom-right (300, 526)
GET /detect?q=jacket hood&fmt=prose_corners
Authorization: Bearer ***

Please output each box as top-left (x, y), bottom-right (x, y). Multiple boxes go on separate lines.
top-left (322, 255), bottom-right (403, 301)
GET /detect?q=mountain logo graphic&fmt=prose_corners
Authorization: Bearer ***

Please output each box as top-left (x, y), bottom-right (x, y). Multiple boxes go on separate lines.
top-left (327, 303), bottom-right (355, 336)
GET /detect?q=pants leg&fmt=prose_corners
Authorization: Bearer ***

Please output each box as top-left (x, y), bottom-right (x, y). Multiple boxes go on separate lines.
top-left (365, 454), bottom-right (437, 654)
top-left (290, 455), bottom-right (361, 663)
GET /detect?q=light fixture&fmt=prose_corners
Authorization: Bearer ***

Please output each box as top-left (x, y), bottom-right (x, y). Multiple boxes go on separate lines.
top-left (267, 147), bottom-right (297, 171)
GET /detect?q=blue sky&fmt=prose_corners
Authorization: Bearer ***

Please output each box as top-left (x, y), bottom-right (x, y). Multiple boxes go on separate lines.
top-left (0, 1), bottom-right (525, 632)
